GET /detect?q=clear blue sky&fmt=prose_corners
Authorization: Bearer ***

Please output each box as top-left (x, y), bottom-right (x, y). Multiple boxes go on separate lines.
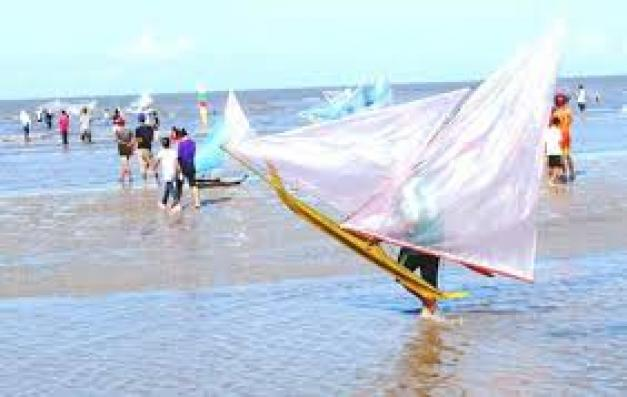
top-left (1, 0), bottom-right (625, 99)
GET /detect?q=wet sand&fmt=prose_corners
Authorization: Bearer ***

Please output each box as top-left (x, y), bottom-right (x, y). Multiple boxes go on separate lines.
top-left (2, 154), bottom-right (627, 298)
top-left (0, 255), bottom-right (625, 395)
top-left (1, 149), bottom-right (626, 395)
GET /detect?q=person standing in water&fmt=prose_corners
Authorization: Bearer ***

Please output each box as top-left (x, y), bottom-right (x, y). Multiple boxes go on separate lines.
top-left (173, 128), bottom-right (200, 210)
top-left (576, 84), bottom-right (586, 113)
top-left (545, 116), bottom-right (565, 185)
top-left (19, 110), bottom-right (31, 142)
top-left (551, 93), bottom-right (575, 181)
top-left (135, 113), bottom-right (156, 182)
top-left (58, 110), bottom-right (70, 147)
top-left (44, 109), bottom-right (53, 130)
top-left (79, 107), bottom-right (92, 143)
top-left (154, 137), bottom-right (179, 209)
top-left (398, 248), bottom-right (440, 315)
top-left (112, 108), bottom-right (125, 132)
top-left (115, 126), bottom-right (134, 183)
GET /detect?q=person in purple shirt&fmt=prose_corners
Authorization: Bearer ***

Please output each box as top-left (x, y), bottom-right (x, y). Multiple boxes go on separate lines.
top-left (172, 128), bottom-right (200, 210)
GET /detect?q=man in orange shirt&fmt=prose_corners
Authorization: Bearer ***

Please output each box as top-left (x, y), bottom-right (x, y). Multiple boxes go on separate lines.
top-left (551, 92), bottom-right (575, 181)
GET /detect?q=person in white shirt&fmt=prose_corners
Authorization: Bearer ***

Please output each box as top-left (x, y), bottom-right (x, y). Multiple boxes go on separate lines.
top-left (545, 116), bottom-right (564, 185)
top-left (576, 84), bottom-right (586, 112)
top-left (19, 110), bottom-right (31, 142)
top-left (79, 107), bottom-right (92, 143)
top-left (154, 137), bottom-right (179, 209)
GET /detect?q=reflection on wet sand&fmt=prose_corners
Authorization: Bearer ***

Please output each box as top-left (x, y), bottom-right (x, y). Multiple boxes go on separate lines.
top-left (2, 155), bottom-right (627, 298)
top-left (375, 321), bottom-right (465, 396)
top-left (0, 152), bottom-right (626, 395)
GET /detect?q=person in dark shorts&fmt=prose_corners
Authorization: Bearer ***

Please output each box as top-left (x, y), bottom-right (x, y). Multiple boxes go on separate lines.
top-left (44, 109), bottom-right (53, 130)
top-left (135, 113), bottom-right (156, 181)
top-left (545, 116), bottom-right (564, 185)
top-left (154, 137), bottom-right (179, 209)
top-left (19, 110), bottom-right (31, 143)
top-left (173, 128), bottom-right (200, 209)
top-left (576, 84), bottom-right (586, 113)
top-left (398, 247), bottom-right (440, 315)
top-left (116, 127), bottom-right (134, 183)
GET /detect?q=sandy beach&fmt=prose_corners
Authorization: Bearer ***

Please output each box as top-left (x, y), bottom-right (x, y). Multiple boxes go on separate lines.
top-left (1, 80), bottom-right (626, 395)
top-left (2, 152), bottom-right (627, 298)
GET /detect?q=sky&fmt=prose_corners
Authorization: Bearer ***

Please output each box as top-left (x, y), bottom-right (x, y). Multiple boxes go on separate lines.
top-left (1, 0), bottom-right (626, 99)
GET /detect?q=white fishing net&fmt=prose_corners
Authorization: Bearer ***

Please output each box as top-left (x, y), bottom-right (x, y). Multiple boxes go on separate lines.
top-left (233, 26), bottom-right (563, 281)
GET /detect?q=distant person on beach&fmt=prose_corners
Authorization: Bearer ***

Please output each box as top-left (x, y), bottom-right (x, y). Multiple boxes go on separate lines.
top-left (58, 110), bottom-right (70, 147)
top-left (398, 248), bottom-right (440, 316)
top-left (594, 91), bottom-right (601, 104)
top-left (576, 84), bottom-right (586, 113)
top-left (44, 109), bottom-right (53, 130)
top-left (148, 109), bottom-right (160, 131)
top-left (19, 110), bottom-right (31, 142)
top-left (135, 113), bottom-right (155, 182)
top-left (174, 128), bottom-right (200, 210)
top-left (112, 108), bottom-right (126, 133)
top-left (551, 93), bottom-right (575, 181)
top-left (154, 137), bottom-right (179, 209)
top-left (79, 107), bottom-right (92, 143)
top-left (116, 127), bottom-right (134, 183)
top-left (545, 116), bottom-right (564, 185)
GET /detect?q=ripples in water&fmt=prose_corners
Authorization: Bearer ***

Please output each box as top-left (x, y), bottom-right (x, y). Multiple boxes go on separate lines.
top-left (0, 251), bottom-right (625, 395)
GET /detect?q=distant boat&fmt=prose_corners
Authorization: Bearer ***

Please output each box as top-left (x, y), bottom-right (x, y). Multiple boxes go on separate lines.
top-left (299, 76), bottom-right (392, 123)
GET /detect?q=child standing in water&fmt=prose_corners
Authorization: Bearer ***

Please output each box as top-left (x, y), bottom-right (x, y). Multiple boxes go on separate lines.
top-left (154, 137), bottom-right (179, 209)
top-left (551, 93), bottom-right (575, 181)
top-left (545, 116), bottom-right (564, 185)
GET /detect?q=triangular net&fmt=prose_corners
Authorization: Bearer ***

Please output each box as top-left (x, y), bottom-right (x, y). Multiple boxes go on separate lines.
top-left (233, 88), bottom-right (470, 215)
top-left (196, 91), bottom-right (254, 174)
top-left (344, 27), bottom-right (563, 281)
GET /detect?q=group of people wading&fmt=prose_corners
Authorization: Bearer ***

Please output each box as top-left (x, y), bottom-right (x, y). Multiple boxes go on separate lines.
top-left (113, 110), bottom-right (200, 212)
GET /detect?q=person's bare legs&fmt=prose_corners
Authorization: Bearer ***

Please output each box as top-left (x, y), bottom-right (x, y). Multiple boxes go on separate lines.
top-left (566, 154), bottom-right (575, 181)
top-left (191, 186), bottom-right (200, 208)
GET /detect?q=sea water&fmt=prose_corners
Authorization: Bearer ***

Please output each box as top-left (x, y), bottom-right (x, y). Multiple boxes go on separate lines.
top-left (0, 77), bottom-right (626, 395)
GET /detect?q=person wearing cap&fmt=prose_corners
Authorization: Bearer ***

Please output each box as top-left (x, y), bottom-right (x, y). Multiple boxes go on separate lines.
top-left (172, 128), bottom-right (200, 210)
top-left (551, 92), bottom-right (575, 181)
top-left (135, 113), bottom-right (156, 182)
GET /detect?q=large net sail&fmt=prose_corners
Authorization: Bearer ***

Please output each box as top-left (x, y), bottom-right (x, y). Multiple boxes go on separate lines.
top-left (196, 91), bottom-right (253, 174)
top-left (234, 88), bottom-right (470, 215)
top-left (344, 28), bottom-right (563, 281)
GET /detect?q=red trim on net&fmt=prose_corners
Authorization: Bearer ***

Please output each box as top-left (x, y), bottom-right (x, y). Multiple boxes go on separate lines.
top-left (343, 228), bottom-right (534, 283)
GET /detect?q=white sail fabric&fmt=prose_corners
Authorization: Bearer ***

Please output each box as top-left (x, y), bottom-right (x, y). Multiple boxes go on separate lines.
top-left (344, 28), bottom-right (563, 281)
top-left (234, 88), bottom-right (470, 215)
top-left (224, 90), bottom-right (255, 146)
top-left (196, 91), bottom-right (254, 174)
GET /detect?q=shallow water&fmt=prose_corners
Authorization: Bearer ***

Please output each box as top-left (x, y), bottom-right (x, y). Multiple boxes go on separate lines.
top-left (0, 252), bottom-right (625, 396)
top-left (1, 78), bottom-right (627, 394)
